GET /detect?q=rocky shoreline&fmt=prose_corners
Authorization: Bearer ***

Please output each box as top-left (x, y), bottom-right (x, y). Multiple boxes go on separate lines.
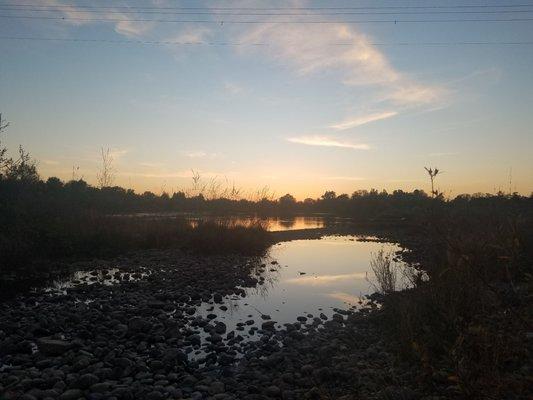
top-left (0, 236), bottom-right (445, 400)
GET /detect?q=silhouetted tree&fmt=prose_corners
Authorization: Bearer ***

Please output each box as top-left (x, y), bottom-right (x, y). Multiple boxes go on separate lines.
top-left (0, 113), bottom-right (9, 171)
top-left (97, 147), bottom-right (115, 188)
top-left (424, 167), bottom-right (441, 198)
top-left (321, 191), bottom-right (336, 200)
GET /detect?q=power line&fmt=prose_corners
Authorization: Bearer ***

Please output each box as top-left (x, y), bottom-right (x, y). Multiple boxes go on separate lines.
top-left (2, 7), bottom-right (533, 16)
top-left (1, 36), bottom-right (532, 47)
top-left (4, 3), bottom-right (533, 11)
top-left (2, 14), bottom-right (533, 24)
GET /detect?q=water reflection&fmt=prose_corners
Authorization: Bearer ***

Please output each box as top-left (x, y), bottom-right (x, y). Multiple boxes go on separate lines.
top-left (327, 292), bottom-right (364, 305)
top-left (188, 215), bottom-right (327, 231)
top-left (193, 236), bottom-right (403, 336)
top-left (285, 272), bottom-right (367, 286)
top-left (114, 212), bottom-right (334, 232)
top-left (26, 235), bottom-right (405, 361)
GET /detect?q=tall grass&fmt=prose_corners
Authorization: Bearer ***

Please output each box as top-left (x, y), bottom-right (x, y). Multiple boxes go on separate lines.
top-left (0, 215), bottom-right (272, 277)
top-left (376, 211), bottom-right (532, 399)
top-left (368, 249), bottom-right (398, 294)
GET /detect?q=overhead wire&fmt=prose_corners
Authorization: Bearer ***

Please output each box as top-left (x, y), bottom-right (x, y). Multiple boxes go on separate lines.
top-left (1, 36), bottom-right (532, 47)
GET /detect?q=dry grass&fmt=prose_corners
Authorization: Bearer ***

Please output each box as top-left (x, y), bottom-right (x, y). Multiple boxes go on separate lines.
top-left (367, 249), bottom-right (398, 294)
top-left (1, 215), bottom-right (272, 276)
top-left (377, 213), bottom-right (532, 399)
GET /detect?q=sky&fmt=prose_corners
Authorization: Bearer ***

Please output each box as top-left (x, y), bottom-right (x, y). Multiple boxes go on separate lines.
top-left (1, 0), bottom-right (532, 199)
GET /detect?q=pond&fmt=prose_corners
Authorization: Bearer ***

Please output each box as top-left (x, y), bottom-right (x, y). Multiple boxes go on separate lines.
top-left (193, 235), bottom-right (402, 334)
top-left (35, 234), bottom-right (405, 359)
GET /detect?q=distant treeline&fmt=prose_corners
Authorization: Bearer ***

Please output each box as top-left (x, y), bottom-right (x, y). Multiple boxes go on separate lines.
top-left (2, 174), bottom-right (532, 220)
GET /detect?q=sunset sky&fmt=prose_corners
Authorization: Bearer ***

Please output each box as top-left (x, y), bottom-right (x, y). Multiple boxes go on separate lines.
top-left (1, 0), bottom-right (532, 199)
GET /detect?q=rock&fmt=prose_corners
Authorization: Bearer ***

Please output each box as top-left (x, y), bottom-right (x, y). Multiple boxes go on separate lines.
top-left (162, 348), bottom-right (187, 365)
top-left (19, 395), bottom-right (38, 400)
top-left (78, 373), bottom-right (99, 388)
top-left (262, 321), bottom-right (277, 331)
top-left (301, 364), bottom-right (314, 374)
top-left (218, 353), bottom-right (235, 365)
top-left (36, 338), bottom-right (71, 356)
top-left (332, 313), bottom-right (344, 323)
top-left (128, 317), bottom-right (151, 332)
top-left (90, 382), bottom-right (112, 393)
top-left (187, 334), bottom-right (202, 346)
top-left (191, 392), bottom-right (203, 400)
top-left (209, 381), bottom-right (225, 394)
top-left (114, 357), bottom-right (133, 368)
top-left (213, 293), bottom-right (223, 303)
top-left (378, 386), bottom-right (416, 400)
top-left (146, 391), bottom-right (164, 400)
top-left (214, 322), bottom-right (227, 334)
top-left (265, 385), bottom-right (281, 397)
top-left (58, 389), bottom-right (84, 400)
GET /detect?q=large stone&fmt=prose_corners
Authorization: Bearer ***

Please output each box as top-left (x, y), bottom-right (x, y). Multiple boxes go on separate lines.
top-left (36, 338), bottom-right (72, 356)
top-left (128, 317), bottom-right (151, 332)
top-left (162, 348), bottom-right (187, 365)
top-left (261, 321), bottom-right (277, 331)
top-left (265, 385), bottom-right (281, 397)
top-left (209, 381), bottom-right (225, 395)
top-left (78, 373), bottom-right (99, 389)
top-left (58, 389), bottom-right (83, 400)
top-left (214, 322), bottom-right (227, 334)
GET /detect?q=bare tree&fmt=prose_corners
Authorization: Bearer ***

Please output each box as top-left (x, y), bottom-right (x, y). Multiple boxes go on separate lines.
top-left (424, 166), bottom-right (441, 198)
top-left (227, 178), bottom-right (241, 200)
top-left (0, 113), bottom-right (10, 169)
top-left (96, 147), bottom-right (115, 188)
top-left (190, 169), bottom-right (207, 196)
top-left (207, 176), bottom-right (223, 200)
top-left (71, 165), bottom-right (80, 181)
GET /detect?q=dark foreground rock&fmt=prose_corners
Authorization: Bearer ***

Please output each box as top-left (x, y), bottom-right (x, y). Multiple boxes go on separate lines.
top-left (0, 249), bottom-right (446, 400)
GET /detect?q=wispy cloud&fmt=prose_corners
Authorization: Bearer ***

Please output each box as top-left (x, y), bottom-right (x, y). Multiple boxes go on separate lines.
top-left (35, 0), bottom-right (155, 37)
top-left (224, 82), bottom-right (245, 95)
top-left (114, 18), bottom-right (154, 38)
top-left (321, 176), bottom-right (367, 181)
top-left (428, 152), bottom-right (459, 157)
top-left (107, 148), bottom-right (130, 161)
top-left (287, 135), bottom-right (370, 150)
top-left (120, 168), bottom-right (235, 180)
top-left (240, 21), bottom-right (444, 107)
top-left (169, 27), bottom-right (212, 43)
top-left (41, 159), bottom-right (60, 165)
top-left (181, 151), bottom-right (220, 159)
top-left (330, 111), bottom-right (398, 130)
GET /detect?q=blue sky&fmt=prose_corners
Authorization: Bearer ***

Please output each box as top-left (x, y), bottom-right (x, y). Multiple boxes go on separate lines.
top-left (1, 0), bottom-right (532, 198)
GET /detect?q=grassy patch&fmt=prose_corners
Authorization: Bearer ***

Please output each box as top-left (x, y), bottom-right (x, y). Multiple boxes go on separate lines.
top-left (376, 209), bottom-right (532, 399)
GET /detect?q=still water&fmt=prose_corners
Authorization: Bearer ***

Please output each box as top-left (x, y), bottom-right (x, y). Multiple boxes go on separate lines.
top-left (117, 213), bottom-right (340, 231)
top-left (190, 215), bottom-right (328, 231)
top-left (194, 235), bottom-right (402, 332)
top-left (41, 235), bottom-right (403, 357)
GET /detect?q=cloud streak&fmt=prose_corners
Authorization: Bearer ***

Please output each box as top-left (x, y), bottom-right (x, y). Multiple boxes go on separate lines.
top-left (287, 135), bottom-right (370, 150)
top-left (330, 111), bottom-right (398, 130)
top-left (240, 20), bottom-right (444, 108)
